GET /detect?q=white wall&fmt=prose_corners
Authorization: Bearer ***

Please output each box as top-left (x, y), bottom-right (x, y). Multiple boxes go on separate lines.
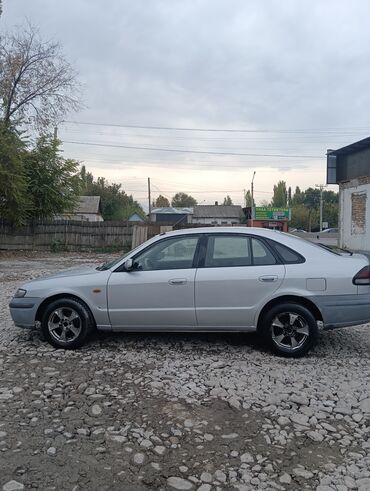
top-left (340, 182), bottom-right (370, 252)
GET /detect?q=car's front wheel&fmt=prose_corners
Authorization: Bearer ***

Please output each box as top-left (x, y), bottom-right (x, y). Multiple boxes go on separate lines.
top-left (41, 298), bottom-right (94, 349)
top-left (261, 303), bottom-right (318, 357)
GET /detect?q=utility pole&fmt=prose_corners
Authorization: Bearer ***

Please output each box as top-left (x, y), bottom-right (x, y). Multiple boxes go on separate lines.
top-left (53, 126), bottom-right (58, 141)
top-left (315, 184), bottom-right (327, 232)
top-left (243, 189), bottom-right (246, 208)
top-left (148, 177), bottom-right (152, 221)
top-left (251, 171), bottom-right (256, 227)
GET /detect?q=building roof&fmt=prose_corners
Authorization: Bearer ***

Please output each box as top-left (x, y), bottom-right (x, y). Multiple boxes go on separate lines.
top-left (128, 213), bottom-right (145, 222)
top-left (77, 196), bottom-right (102, 214)
top-left (328, 136), bottom-right (370, 156)
top-left (151, 207), bottom-right (193, 215)
top-left (327, 136), bottom-right (370, 184)
top-left (193, 205), bottom-right (243, 218)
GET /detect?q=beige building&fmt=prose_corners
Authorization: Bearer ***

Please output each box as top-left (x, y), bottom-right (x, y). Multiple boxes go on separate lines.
top-left (56, 196), bottom-right (104, 222)
top-left (192, 204), bottom-right (243, 225)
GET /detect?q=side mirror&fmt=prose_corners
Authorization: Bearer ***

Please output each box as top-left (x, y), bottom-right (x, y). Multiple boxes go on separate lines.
top-left (124, 258), bottom-right (133, 271)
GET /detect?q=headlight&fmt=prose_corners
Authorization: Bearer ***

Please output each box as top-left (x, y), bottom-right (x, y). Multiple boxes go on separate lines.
top-left (14, 288), bottom-right (27, 298)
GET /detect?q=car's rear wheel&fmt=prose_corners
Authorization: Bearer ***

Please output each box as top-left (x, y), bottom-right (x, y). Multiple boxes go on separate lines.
top-left (261, 303), bottom-right (318, 357)
top-left (41, 298), bottom-right (94, 349)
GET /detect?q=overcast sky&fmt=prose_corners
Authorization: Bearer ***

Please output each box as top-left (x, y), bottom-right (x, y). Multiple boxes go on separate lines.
top-left (2, 0), bottom-right (370, 209)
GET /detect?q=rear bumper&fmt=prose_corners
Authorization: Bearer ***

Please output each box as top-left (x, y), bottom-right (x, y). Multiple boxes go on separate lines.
top-left (312, 294), bottom-right (370, 329)
top-left (9, 297), bottom-right (42, 328)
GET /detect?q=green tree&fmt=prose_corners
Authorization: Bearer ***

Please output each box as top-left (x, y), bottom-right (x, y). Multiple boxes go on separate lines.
top-left (290, 204), bottom-right (319, 231)
top-left (245, 190), bottom-right (255, 207)
top-left (154, 195), bottom-right (170, 207)
top-left (81, 166), bottom-right (144, 221)
top-left (289, 187), bottom-right (338, 231)
top-left (322, 190), bottom-right (339, 228)
top-left (223, 195), bottom-right (233, 205)
top-left (287, 186), bottom-right (292, 205)
top-left (24, 135), bottom-right (81, 220)
top-left (0, 122), bottom-right (29, 224)
top-left (171, 192), bottom-right (197, 207)
top-left (322, 190), bottom-right (338, 205)
top-left (271, 180), bottom-right (287, 207)
top-left (291, 186), bottom-right (304, 205)
top-left (302, 187), bottom-right (319, 231)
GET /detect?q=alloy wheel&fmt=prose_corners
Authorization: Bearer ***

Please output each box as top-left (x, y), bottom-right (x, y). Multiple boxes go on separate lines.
top-left (47, 307), bottom-right (82, 344)
top-left (271, 311), bottom-right (310, 351)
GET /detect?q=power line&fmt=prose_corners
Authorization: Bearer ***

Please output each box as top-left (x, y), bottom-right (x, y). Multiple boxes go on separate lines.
top-left (63, 120), bottom-right (370, 134)
top-left (69, 155), bottom-right (317, 166)
top-left (62, 140), bottom-right (321, 159)
top-left (124, 188), bottom-right (274, 194)
top-left (152, 184), bottom-right (172, 202)
top-left (61, 126), bottom-right (367, 143)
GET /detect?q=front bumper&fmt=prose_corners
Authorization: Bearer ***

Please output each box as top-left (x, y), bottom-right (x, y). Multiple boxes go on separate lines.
top-left (312, 293), bottom-right (370, 329)
top-left (9, 297), bottom-right (42, 328)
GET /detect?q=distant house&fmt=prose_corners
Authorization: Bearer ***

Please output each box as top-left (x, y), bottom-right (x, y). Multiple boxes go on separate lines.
top-left (128, 212), bottom-right (145, 222)
top-left (327, 137), bottom-right (370, 252)
top-left (56, 196), bottom-right (104, 222)
top-left (192, 204), bottom-right (243, 225)
top-left (149, 207), bottom-right (193, 224)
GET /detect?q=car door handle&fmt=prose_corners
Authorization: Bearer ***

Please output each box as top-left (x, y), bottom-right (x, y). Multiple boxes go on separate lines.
top-left (259, 275), bottom-right (278, 282)
top-left (168, 278), bottom-right (187, 285)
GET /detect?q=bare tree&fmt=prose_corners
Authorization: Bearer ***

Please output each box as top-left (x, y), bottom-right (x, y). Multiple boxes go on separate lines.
top-left (0, 24), bottom-right (81, 129)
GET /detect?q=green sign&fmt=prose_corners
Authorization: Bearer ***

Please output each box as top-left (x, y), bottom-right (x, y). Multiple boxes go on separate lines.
top-left (253, 207), bottom-right (291, 221)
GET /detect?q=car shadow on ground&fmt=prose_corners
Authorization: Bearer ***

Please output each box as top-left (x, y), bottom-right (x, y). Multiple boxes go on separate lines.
top-left (86, 326), bottom-right (370, 360)
top-left (15, 324), bottom-right (370, 360)
top-left (94, 329), bottom-right (269, 354)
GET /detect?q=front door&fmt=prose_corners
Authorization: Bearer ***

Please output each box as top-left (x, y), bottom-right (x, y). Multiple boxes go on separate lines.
top-left (107, 235), bottom-right (200, 329)
top-left (195, 234), bottom-right (285, 328)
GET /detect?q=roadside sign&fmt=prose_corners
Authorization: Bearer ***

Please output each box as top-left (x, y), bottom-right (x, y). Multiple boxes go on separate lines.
top-left (253, 207), bottom-right (291, 221)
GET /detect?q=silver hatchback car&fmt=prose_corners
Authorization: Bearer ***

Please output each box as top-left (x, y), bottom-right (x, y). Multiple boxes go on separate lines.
top-left (9, 227), bottom-right (370, 357)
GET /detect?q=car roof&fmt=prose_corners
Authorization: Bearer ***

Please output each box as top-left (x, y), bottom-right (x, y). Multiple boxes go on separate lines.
top-left (156, 227), bottom-right (295, 240)
top-left (150, 227), bottom-right (339, 259)
top-left (112, 226), bottom-right (357, 271)
top-left (158, 226), bottom-right (275, 236)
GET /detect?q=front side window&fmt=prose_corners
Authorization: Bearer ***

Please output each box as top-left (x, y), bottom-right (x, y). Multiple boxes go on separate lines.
top-left (205, 236), bottom-right (251, 267)
top-left (133, 236), bottom-right (199, 271)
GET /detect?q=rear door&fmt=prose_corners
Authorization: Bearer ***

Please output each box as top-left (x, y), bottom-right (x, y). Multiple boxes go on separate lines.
top-left (195, 234), bottom-right (285, 328)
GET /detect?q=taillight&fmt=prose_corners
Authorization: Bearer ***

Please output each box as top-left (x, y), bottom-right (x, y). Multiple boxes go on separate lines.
top-left (353, 265), bottom-right (370, 285)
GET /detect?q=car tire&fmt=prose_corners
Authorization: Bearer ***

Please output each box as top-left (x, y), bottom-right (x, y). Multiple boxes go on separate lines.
top-left (260, 303), bottom-right (318, 358)
top-left (41, 297), bottom-right (94, 349)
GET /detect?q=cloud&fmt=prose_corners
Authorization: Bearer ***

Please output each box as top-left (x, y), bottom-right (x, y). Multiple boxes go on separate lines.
top-left (2, 0), bottom-right (370, 207)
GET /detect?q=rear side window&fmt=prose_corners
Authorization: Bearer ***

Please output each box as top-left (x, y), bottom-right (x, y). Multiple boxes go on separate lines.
top-left (205, 236), bottom-right (251, 267)
top-left (270, 241), bottom-right (305, 264)
top-left (251, 238), bottom-right (277, 265)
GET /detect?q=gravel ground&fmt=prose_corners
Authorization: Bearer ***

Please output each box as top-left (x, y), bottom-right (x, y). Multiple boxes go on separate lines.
top-left (0, 252), bottom-right (369, 491)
